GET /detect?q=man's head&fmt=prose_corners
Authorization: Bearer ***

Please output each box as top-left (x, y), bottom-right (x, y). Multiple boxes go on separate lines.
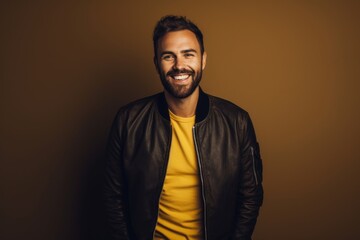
top-left (153, 15), bottom-right (207, 99)
top-left (153, 15), bottom-right (205, 58)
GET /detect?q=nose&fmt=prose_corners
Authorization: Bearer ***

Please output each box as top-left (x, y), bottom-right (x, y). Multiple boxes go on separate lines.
top-left (173, 56), bottom-right (186, 70)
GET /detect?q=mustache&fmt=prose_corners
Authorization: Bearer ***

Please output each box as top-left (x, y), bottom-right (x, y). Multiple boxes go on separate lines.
top-left (166, 68), bottom-right (194, 76)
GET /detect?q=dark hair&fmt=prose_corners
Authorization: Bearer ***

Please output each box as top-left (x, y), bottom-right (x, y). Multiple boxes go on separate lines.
top-left (153, 15), bottom-right (204, 57)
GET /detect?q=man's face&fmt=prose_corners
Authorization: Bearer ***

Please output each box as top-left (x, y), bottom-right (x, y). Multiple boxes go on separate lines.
top-left (155, 30), bottom-right (207, 99)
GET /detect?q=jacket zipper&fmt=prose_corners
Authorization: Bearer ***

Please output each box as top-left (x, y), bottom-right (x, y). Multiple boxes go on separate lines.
top-left (192, 126), bottom-right (208, 240)
top-left (152, 126), bottom-right (172, 239)
top-left (250, 146), bottom-right (259, 186)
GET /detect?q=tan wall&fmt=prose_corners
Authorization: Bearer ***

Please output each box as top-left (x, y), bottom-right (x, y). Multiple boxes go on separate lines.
top-left (1, 1), bottom-right (359, 239)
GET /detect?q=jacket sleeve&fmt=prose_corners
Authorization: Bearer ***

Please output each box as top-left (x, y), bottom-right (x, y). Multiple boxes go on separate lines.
top-left (232, 112), bottom-right (264, 240)
top-left (104, 112), bottom-right (130, 240)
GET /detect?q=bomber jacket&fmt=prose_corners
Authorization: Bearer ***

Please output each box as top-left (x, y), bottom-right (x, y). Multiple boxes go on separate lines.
top-left (104, 89), bottom-right (263, 240)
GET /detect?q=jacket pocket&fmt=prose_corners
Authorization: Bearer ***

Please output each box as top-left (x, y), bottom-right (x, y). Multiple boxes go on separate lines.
top-left (250, 145), bottom-right (260, 186)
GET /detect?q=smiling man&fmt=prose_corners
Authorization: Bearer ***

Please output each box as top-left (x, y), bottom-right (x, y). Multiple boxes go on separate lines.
top-left (104, 15), bottom-right (263, 240)
top-left (156, 29), bottom-right (205, 100)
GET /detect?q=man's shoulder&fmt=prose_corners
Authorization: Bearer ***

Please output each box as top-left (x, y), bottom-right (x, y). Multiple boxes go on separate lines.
top-left (116, 92), bottom-right (161, 117)
top-left (208, 94), bottom-right (249, 116)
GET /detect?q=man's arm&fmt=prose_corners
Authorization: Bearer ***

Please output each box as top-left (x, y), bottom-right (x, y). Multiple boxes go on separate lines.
top-left (233, 112), bottom-right (264, 240)
top-left (104, 112), bottom-right (130, 240)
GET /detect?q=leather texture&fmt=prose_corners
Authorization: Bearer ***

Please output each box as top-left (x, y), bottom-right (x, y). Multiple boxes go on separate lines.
top-left (104, 89), bottom-right (263, 240)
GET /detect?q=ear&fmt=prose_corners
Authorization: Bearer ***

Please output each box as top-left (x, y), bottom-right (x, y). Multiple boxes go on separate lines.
top-left (154, 56), bottom-right (160, 74)
top-left (201, 51), bottom-right (207, 70)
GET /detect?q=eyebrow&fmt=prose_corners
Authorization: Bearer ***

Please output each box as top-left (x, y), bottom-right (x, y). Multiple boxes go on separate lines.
top-left (160, 49), bottom-right (198, 56)
top-left (181, 49), bottom-right (197, 54)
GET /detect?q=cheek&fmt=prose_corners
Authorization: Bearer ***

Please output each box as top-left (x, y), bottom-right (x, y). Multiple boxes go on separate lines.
top-left (192, 61), bottom-right (202, 71)
top-left (159, 63), bottom-right (172, 74)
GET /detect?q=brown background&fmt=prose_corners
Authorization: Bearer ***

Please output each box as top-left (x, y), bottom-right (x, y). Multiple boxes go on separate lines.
top-left (1, 1), bottom-right (359, 239)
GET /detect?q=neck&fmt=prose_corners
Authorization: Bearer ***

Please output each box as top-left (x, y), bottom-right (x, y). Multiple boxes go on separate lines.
top-left (164, 87), bottom-right (199, 118)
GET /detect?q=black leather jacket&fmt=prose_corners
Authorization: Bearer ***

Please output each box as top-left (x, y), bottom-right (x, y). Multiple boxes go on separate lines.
top-left (104, 89), bottom-right (263, 240)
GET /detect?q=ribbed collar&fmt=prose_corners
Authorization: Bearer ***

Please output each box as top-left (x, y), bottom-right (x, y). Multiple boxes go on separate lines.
top-left (157, 87), bottom-right (210, 124)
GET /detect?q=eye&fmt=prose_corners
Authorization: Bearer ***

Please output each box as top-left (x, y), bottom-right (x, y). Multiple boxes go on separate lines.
top-left (184, 53), bottom-right (195, 58)
top-left (162, 55), bottom-right (174, 61)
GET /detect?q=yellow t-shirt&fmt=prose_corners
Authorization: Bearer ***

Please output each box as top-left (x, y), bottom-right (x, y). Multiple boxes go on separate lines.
top-left (154, 111), bottom-right (203, 240)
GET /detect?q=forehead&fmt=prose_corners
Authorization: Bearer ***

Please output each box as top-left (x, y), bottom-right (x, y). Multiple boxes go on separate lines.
top-left (157, 30), bottom-right (200, 53)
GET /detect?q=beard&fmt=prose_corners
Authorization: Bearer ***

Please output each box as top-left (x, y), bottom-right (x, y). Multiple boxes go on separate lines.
top-left (160, 67), bottom-right (203, 99)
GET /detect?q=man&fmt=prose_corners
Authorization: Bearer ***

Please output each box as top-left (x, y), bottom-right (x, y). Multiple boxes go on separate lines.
top-left (104, 15), bottom-right (263, 240)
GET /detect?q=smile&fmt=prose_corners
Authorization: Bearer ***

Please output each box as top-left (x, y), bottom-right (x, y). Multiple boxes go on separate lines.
top-left (172, 74), bottom-right (190, 80)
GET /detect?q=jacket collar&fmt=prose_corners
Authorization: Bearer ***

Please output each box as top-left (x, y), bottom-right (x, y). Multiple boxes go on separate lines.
top-left (157, 87), bottom-right (210, 123)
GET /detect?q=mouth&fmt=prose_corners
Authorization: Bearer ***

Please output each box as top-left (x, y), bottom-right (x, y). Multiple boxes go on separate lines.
top-left (171, 74), bottom-right (191, 80)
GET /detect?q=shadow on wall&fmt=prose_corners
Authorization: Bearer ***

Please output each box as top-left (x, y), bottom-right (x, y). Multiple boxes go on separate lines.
top-left (74, 57), bottom-right (159, 240)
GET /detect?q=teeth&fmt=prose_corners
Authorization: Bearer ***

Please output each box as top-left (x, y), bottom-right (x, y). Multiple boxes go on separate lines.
top-left (173, 75), bottom-right (189, 80)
